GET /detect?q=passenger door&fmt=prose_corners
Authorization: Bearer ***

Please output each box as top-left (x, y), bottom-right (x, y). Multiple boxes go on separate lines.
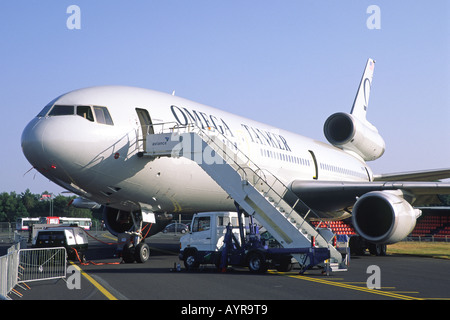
top-left (136, 108), bottom-right (154, 152)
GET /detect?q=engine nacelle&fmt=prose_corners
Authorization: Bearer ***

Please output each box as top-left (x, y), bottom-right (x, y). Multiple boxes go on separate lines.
top-left (102, 206), bottom-right (170, 238)
top-left (324, 112), bottom-right (385, 161)
top-left (352, 191), bottom-right (421, 244)
top-left (69, 197), bottom-right (101, 210)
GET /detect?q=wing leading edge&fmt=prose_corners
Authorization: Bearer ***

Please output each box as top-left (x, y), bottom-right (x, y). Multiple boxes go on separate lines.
top-left (373, 168), bottom-right (450, 182)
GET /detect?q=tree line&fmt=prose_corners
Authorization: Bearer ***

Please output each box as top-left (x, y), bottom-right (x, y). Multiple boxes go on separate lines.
top-left (2, 189), bottom-right (448, 224)
top-left (0, 189), bottom-right (99, 223)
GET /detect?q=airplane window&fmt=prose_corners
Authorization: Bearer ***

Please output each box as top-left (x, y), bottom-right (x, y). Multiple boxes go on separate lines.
top-left (48, 105), bottom-right (75, 116)
top-left (94, 106), bottom-right (114, 125)
top-left (76, 106), bottom-right (94, 122)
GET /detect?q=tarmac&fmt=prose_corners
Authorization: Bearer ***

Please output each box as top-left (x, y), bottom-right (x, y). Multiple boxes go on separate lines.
top-left (2, 231), bottom-right (450, 304)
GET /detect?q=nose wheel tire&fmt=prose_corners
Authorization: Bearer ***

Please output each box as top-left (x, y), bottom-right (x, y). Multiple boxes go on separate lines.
top-left (122, 243), bottom-right (135, 263)
top-left (122, 242), bottom-right (150, 263)
top-left (135, 243), bottom-right (150, 263)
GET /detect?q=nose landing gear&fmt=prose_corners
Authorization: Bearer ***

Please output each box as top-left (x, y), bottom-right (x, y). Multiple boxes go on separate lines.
top-left (120, 210), bottom-right (154, 263)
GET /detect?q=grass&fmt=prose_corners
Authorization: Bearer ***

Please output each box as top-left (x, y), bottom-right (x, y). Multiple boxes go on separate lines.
top-left (387, 241), bottom-right (450, 259)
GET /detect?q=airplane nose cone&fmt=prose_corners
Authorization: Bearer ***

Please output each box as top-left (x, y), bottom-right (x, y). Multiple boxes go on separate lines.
top-left (21, 118), bottom-right (48, 169)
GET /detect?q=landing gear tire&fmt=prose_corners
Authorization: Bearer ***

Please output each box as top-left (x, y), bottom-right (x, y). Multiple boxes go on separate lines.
top-left (247, 252), bottom-right (268, 274)
top-left (349, 236), bottom-right (365, 256)
top-left (369, 243), bottom-right (387, 256)
top-left (135, 243), bottom-right (150, 263)
top-left (122, 243), bottom-right (136, 263)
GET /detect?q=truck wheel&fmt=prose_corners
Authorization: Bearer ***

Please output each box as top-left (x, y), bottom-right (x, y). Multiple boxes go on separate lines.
top-left (247, 252), bottom-right (268, 273)
top-left (135, 243), bottom-right (150, 263)
top-left (184, 251), bottom-right (199, 271)
top-left (276, 257), bottom-right (293, 272)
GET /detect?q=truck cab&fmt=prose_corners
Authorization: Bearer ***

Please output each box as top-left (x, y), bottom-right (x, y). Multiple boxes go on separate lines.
top-left (180, 212), bottom-right (242, 269)
top-left (180, 211), bottom-right (298, 273)
top-left (181, 212), bottom-right (241, 251)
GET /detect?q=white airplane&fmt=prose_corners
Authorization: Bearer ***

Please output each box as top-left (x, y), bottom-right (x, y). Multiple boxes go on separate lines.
top-left (21, 59), bottom-right (450, 260)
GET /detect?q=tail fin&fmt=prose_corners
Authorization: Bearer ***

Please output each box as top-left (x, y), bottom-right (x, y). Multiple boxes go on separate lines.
top-left (350, 58), bottom-right (375, 121)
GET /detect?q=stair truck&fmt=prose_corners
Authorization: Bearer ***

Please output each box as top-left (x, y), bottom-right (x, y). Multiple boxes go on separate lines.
top-left (179, 211), bottom-right (347, 274)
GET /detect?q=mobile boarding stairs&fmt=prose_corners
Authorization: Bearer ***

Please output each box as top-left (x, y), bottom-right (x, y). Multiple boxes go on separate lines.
top-left (139, 123), bottom-right (349, 273)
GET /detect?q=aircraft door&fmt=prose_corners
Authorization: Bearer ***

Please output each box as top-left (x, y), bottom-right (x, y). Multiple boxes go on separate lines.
top-left (136, 108), bottom-right (154, 152)
top-left (308, 150), bottom-right (319, 180)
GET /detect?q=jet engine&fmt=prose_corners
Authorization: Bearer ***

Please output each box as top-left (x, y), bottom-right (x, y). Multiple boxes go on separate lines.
top-left (102, 206), bottom-right (170, 238)
top-left (352, 191), bottom-right (421, 244)
top-left (323, 112), bottom-right (385, 161)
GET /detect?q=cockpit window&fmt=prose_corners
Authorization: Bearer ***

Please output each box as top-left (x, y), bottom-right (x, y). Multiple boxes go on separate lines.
top-left (93, 106), bottom-right (114, 125)
top-left (37, 95), bottom-right (63, 117)
top-left (76, 106), bottom-right (94, 122)
top-left (40, 104), bottom-right (114, 126)
top-left (48, 105), bottom-right (75, 116)
top-left (37, 102), bottom-right (54, 117)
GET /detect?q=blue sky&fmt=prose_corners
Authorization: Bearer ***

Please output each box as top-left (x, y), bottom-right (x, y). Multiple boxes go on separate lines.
top-left (1, 1), bottom-right (449, 194)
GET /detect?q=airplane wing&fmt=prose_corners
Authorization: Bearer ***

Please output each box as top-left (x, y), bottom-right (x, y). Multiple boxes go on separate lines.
top-left (288, 179), bottom-right (450, 212)
top-left (371, 168), bottom-right (450, 206)
top-left (373, 168), bottom-right (450, 182)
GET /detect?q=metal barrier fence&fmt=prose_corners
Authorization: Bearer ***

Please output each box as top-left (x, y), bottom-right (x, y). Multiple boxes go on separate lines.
top-left (0, 243), bottom-right (20, 299)
top-left (18, 247), bottom-right (67, 283)
top-left (0, 244), bottom-right (67, 299)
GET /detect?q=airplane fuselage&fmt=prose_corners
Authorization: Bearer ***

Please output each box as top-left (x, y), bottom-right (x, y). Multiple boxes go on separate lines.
top-left (22, 86), bottom-right (371, 219)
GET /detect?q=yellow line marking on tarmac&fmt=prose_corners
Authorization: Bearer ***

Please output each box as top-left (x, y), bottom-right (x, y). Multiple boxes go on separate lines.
top-left (102, 234), bottom-right (117, 241)
top-left (268, 271), bottom-right (423, 300)
top-left (69, 262), bottom-right (118, 300)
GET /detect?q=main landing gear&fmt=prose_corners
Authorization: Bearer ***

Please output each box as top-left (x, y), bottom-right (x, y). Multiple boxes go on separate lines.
top-left (349, 235), bottom-right (387, 256)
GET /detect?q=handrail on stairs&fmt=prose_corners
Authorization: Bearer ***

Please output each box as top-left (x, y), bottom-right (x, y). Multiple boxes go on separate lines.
top-left (145, 121), bottom-right (335, 249)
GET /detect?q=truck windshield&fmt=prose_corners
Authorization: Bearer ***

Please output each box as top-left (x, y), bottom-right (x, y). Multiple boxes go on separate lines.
top-left (36, 231), bottom-right (66, 246)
